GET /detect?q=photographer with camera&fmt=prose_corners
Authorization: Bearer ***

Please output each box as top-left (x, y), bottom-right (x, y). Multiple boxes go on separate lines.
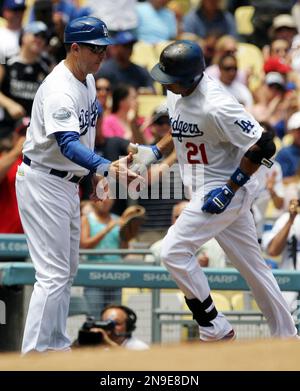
top-left (76, 304), bottom-right (149, 350)
top-left (263, 198), bottom-right (300, 311)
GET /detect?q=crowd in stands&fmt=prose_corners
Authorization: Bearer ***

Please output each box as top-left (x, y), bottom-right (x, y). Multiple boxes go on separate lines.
top-left (2, 0), bottom-right (300, 325)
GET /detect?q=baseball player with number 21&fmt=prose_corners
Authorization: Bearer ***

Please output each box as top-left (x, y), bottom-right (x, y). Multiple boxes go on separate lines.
top-left (15, 17), bottom-right (143, 354)
top-left (130, 41), bottom-right (297, 341)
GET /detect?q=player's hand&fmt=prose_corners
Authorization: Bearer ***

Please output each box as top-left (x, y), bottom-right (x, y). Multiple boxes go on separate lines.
top-left (202, 184), bottom-right (235, 214)
top-left (128, 143), bottom-right (162, 173)
top-left (94, 154), bottom-right (145, 201)
top-left (109, 153), bottom-right (145, 185)
top-left (288, 199), bottom-right (300, 222)
top-left (90, 328), bottom-right (118, 347)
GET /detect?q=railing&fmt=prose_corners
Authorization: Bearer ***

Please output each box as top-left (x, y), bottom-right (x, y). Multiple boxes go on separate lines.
top-left (1, 235), bottom-right (300, 343)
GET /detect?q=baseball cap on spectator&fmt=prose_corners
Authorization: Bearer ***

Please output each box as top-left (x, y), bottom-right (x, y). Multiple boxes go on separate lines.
top-left (3, 0), bottom-right (26, 10)
top-left (113, 31), bottom-right (137, 45)
top-left (272, 14), bottom-right (297, 31)
top-left (23, 21), bottom-right (47, 35)
top-left (264, 56), bottom-right (292, 74)
top-left (265, 72), bottom-right (285, 89)
top-left (287, 112), bottom-right (300, 131)
top-left (151, 103), bottom-right (169, 124)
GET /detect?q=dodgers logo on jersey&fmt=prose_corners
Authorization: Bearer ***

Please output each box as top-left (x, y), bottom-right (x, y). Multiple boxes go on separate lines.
top-left (170, 114), bottom-right (203, 142)
top-left (234, 119), bottom-right (255, 134)
top-left (79, 98), bottom-right (98, 136)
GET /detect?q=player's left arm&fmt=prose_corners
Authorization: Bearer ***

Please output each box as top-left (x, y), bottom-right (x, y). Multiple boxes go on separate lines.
top-left (202, 131), bottom-right (276, 214)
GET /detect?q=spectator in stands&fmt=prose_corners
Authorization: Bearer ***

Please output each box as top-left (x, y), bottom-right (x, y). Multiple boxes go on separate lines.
top-left (183, 0), bottom-right (237, 39)
top-left (30, 0), bottom-right (90, 25)
top-left (145, 200), bottom-right (226, 268)
top-left (276, 111), bottom-right (300, 179)
top-left (0, 21), bottom-right (49, 138)
top-left (80, 198), bottom-right (127, 317)
top-left (263, 198), bottom-right (300, 311)
top-left (196, 239), bottom-right (226, 268)
top-left (87, 0), bottom-right (138, 34)
top-left (251, 122), bottom-right (285, 241)
top-left (270, 14), bottom-right (298, 49)
top-left (250, 72), bottom-right (290, 140)
top-left (201, 31), bottom-right (222, 67)
top-left (101, 84), bottom-right (145, 144)
top-left (292, 0), bottom-right (300, 34)
top-left (143, 102), bottom-right (170, 144)
top-left (0, 117), bottom-right (28, 233)
top-left (135, 105), bottom-right (186, 244)
top-left (96, 31), bottom-right (154, 93)
top-left (205, 35), bottom-right (248, 86)
top-left (250, 2), bottom-right (295, 48)
top-left (95, 77), bottom-right (112, 117)
top-left (145, 201), bottom-right (189, 262)
top-left (80, 199), bottom-right (145, 317)
top-left (0, 0), bottom-right (26, 61)
top-left (136, 0), bottom-right (177, 44)
top-left (218, 54), bottom-right (253, 107)
top-left (290, 35), bottom-right (300, 73)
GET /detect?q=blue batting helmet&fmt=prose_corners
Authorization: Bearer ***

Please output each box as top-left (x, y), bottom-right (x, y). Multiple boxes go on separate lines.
top-left (151, 40), bottom-right (206, 87)
top-left (64, 16), bottom-right (114, 46)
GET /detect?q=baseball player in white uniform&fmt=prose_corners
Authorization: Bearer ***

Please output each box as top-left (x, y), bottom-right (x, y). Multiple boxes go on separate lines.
top-left (130, 41), bottom-right (297, 341)
top-left (16, 17), bottom-right (141, 353)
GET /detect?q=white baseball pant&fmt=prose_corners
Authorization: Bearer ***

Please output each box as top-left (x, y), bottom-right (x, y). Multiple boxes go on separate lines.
top-left (16, 162), bottom-right (80, 353)
top-left (161, 187), bottom-right (297, 340)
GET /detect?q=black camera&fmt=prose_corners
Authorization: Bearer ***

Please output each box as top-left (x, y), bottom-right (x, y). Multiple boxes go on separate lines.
top-left (77, 317), bottom-right (116, 346)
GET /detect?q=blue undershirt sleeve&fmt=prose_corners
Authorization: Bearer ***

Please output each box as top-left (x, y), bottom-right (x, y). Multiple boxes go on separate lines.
top-left (54, 131), bottom-right (111, 176)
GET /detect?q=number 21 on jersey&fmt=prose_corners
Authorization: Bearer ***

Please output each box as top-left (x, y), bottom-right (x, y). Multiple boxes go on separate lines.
top-left (186, 142), bottom-right (208, 164)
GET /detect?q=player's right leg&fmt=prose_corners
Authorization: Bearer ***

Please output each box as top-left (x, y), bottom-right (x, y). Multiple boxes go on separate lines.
top-left (16, 162), bottom-right (79, 353)
top-left (160, 190), bottom-right (246, 341)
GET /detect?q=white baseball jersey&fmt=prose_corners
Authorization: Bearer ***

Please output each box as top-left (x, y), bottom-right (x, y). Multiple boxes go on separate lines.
top-left (167, 73), bottom-right (263, 195)
top-left (23, 60), bottom-right (98, 177)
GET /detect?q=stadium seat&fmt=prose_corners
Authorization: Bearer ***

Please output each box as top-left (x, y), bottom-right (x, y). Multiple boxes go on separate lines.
top-left (282, 133), bottom-right (294, 146)
top-left (153, 41), bottom-right (173, 60)
top-left (131, 42), bottom-right (157, 70)
top-left (234, 6), bottom-right (255, 36)
top-left (237, 43), bottom-right (264, 91)
top-left (0, 17), bottom-right (7, 28)
top-left (137, 94), bottom-right (166, 118)
top-left (211, 292), bottom-right (232, 311)
top-left (231, 292), bottom-right (260, 311)
top-left (231, 292), bottom-right (244, 310)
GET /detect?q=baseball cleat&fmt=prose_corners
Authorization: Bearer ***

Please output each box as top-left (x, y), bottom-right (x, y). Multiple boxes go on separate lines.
top-left (200, 329), bottom-right (236, 342)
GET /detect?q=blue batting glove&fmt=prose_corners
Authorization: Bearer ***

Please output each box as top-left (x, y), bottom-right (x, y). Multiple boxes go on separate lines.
top-left (202, 184), bottom-right (235, 214)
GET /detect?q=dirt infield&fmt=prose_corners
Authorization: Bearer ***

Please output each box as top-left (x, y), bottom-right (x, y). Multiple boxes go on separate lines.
top-left (0, 339), bottom-right (299, 371)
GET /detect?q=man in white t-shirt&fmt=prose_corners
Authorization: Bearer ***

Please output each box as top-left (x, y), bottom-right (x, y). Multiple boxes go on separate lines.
top-left (16, 16), bottom-right (143, 354)
top-left (130, 40), bottom-right (297, 341)
top-left (263, 198), bottom-right (300, 311)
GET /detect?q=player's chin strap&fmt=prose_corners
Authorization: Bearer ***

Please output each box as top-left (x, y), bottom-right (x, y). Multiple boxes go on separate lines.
top-left (185, 295), bottom-right (218, 327)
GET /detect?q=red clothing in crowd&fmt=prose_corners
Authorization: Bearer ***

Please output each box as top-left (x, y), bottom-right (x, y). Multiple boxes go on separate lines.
top-left (0, 156), bottom-right (23, 233)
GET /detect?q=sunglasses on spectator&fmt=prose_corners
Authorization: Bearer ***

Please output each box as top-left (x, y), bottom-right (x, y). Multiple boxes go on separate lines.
top-left (96, 86), bottom-right (111, 92)
top-left (79, 43), bottom-right (107, 54)
top-left (221, 65), bottom-right (238, 72)
top-left (154, 117), bottom-right (170, 125)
